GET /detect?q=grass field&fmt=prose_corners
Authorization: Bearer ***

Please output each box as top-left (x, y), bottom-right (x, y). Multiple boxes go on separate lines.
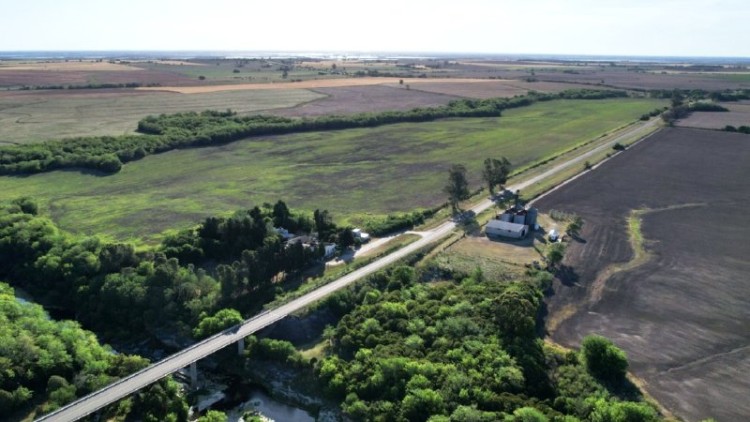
top-left (0, 89), bottom-right (325, 144)
top-left (0, 98), bottom-right (664, 243)
top-left (431, 235), bottom-right (539, 281)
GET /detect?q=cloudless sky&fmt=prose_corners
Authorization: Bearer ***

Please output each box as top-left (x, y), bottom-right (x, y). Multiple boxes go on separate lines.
top-left (1, 0), bottom-right (748, 57)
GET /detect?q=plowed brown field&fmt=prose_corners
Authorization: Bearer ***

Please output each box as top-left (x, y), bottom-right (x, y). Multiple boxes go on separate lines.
top-left (535, 128), bottom-right (750, 422)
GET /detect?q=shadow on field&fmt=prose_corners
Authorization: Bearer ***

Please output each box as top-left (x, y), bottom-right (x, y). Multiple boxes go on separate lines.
top-left (7, 167), bottom-right (116, 178)
top-left (555, 265), bottom-right (580, 286)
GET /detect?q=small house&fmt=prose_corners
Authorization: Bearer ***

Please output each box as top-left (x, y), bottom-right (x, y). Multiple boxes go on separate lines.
top-left (486, 219), bottom-right (529, 239)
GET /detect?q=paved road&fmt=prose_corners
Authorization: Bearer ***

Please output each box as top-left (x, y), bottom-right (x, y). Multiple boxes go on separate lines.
top-left (36, 119), bottom-right (660, 422)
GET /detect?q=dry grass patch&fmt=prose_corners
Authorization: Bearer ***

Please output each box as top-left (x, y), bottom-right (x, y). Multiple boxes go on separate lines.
top-left (0, 60), bottom-right (142, 72)
top-left (136, 77), bottom-right (399, 93)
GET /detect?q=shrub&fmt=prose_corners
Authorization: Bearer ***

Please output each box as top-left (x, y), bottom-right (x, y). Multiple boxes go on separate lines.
top-left (689, 102), bottom-right (728, 112)
top-left (581, 335), bottom-right (628, 383)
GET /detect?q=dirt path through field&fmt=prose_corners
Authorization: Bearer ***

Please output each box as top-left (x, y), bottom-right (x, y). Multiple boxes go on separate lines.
top-left (547, 204), bottom-right (706, 334)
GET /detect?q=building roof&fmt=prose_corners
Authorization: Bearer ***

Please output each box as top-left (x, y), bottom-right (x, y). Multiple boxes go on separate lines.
top-left (486, 219), bottom-right (528, 234)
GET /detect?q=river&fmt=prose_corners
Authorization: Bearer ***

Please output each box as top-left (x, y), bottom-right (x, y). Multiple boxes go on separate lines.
top-left (225, 387), bottom-right (314, 422)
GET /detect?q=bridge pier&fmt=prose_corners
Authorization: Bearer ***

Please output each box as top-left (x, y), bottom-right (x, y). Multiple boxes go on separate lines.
top-left (189, 362), bottom-right (198, 386)
top-left (237, 337), bottom-right (245, 356)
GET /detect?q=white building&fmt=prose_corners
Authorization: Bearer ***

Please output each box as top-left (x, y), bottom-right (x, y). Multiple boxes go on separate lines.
top-left (485, 219), bottom-right (529, 239)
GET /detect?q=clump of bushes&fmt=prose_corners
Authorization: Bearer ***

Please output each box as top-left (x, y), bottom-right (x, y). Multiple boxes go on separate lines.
top-left (688, 102), bottom-right (729, 112)
top-left (724, 125), bottom-right (750, 134)
top-left (361, 209), bottom-right (438, 236)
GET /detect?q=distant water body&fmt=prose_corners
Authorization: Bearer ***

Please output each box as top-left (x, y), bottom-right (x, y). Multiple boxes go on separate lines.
top-left (1, 50), bottom-right (749, 64)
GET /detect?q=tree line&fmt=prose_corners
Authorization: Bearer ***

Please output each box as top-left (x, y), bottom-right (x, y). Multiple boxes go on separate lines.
top-left (0, 199), bottom-right (344, 342)
top-left (0, 89), bottom-right (629, 176)
top-left (444, 157), bottom-right (512, 212)
top-left (0, 282), bottom-right (189, 420)
top-left (247, 264), bottom-right (660, 421)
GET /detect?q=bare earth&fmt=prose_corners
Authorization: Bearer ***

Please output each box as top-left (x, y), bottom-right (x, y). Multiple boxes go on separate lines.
top-left (535, 128), bottom-right (750, 422)
top-left (0, 88), bottom-right (324, 143)
top-left (268, 85), bottom-right (460, 117)
top-left (397, 80), bottom-right (597, 99)
top-left (536, 70), bottom-right (750, 91)
top-left (676, 101), bottom-right (750, 129)
top-left (0, 60), bottom-right (143, 72)
top-left (135, 77), bottom-right (527, 94)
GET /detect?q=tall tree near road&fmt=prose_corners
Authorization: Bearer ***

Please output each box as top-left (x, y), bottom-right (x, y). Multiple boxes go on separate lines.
top-left (444, 164), bottom-right (470, 212)
top-left (482, 157), bottom-right (512, 195)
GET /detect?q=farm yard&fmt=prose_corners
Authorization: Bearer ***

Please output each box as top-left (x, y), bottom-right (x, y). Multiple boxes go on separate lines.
top-left (534, 128), bottom-right (750, 422)
top-left (0, 98), bottom-right (664, 243)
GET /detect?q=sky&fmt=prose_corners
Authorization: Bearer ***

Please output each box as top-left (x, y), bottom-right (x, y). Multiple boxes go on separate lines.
top-left (1, 0), bottom-right (748, 57)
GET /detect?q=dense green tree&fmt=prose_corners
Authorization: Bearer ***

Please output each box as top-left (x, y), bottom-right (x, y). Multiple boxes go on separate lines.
top-left (444, 164), bottom-right (470, 212)
top-left (482, 157), bottom-right (512, 195)
top-left (0, 282), bottom-right (155, 418)
top-left (338, 227), bottom-right (355, 249)
top-left (10, 197), bottom-right (38, 215)
top-left (566, 216), bottom-right (584, 239)
top-left (198, 410), bottom-right (229, 422)
top-left (589, 399), bottom-right (658, 422)
top-left (509, 407), bottom-right (549, 421)
top-left (581, 335), bottom-right (629, 383)
top-left (193, 308), bottom-right (244, 339)
top-left (546, 243), bottom-right (566, 269)
top-left (272, 200), bottom-right (291, 228)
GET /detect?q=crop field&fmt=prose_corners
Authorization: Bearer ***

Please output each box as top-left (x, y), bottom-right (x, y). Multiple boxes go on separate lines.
top-left (0, 88), bottom-right (325, 144)
top-left (0, 98), bottom-right (663, 243)
top-left (535, 128), bottom-right (750, 421)
top-left (676, 100), bottom-right (750, 129)
top-left (269, 85), bottom-right (460, 117)
top-left (536, 68), bottom-right (750, 91)
top-left (0, 60), bottom-right (142, 72)
top-left (0, 60), bottom-right (196, 88)
top-left (400, 80), bottom-right (597, 99)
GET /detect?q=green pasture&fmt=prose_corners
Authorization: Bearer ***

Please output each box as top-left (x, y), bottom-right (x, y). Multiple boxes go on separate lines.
top-left (704, 72), bottom-right (750, 83)
top-left (0, 98), bottom-right (665, 243)
top-left (0, 88), bottom-right (325, 144)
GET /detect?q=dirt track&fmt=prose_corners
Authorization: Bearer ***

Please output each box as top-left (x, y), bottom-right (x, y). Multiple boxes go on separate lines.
top-left (535, 128), bottom-right (750, 421)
